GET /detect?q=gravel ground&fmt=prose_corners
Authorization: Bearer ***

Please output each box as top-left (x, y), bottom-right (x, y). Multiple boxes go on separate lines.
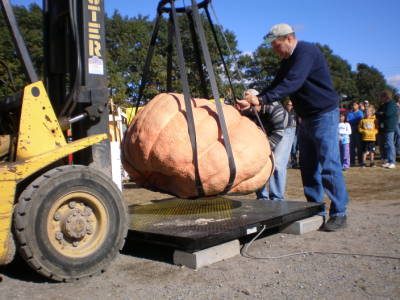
top-left (0, 167), bottom-right (399, 300)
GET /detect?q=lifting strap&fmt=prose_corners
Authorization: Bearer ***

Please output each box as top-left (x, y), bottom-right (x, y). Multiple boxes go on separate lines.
top-left (204, 6), bottom-right (237, 104)
top-left (170, 0), bottom-right (205, 197)
top-left (187, 11), bottom-right (209, 99)
top-left (190, 0), bottom-right (236, 193)
top-left (132, 13), bottom-right (163, 121)
top-left (131, 0), bottom-right (238, 196)
top-left (166, 14), bottom-right (174, 92)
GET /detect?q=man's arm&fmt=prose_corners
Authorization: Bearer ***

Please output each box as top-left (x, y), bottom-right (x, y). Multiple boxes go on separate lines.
top-left (259, 49), bottom-right (315, 104)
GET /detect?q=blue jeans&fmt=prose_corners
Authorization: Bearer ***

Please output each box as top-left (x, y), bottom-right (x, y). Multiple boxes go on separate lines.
top-left (394, 124), bottom-right (400, 154)
top-left (298, 108), bottom-right (349, 217)
top-left (256, 126), bottom-right (296, 201)
top-left (350, 128), bottom-right (363, 165)
top-left (290, 132), bottom-right (299, 167)
top-left (383, 131), bottom-right (395, 163)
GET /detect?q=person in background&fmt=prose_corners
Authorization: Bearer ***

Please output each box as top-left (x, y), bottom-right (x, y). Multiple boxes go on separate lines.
top-left (363, 100), bottom-right (370, 111)
top-left (347, 101), bottom-right (364, 166)
top-left (242, 89), bottom-right (294, 201)
top-left (358, 106), bottom-right (378, 168)
top-left (285, 99), bottom-right (299, 168)
top-left (236, 23), bottom-right (349, 231)
top-left (393, 94), bottom-right (400, 156)
top-left (376, 90), bottom-right (398, 169)
top-left (338, 111), bottom-right (351, 170)
top-left (359, 102), bottom-right (366, 114)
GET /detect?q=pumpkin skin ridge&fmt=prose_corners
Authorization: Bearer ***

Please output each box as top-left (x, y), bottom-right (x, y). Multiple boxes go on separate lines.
top-left (196, 101), bottom-right (242, 162)
top-left (147, 95), bottom-right (198, 178)
top-left (123, 93), bottom-right (181, 183)
top-left (121, 122), bottom-right (148, 182)
top-left (230, 162), bottom-right (270, 193)
top-left (194, 101), bottom-right (261, 195)
top-left (145, 102), bottom-right (183, 171)
top-left (135, 93), bottom-right (184, 166)
top-left (223, 115), bottom-right (269, 190)
top-left (196, 105), bottom-right (245, 194)
top-left (194, 100), bottom-right (230, 191)
top-left (198, 112), bottom-right (238, 191)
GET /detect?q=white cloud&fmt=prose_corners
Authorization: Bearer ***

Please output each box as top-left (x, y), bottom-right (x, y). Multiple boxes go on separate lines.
top-left (387, 74), bottom-right (400, 89)
top-left (241, 51), bottom-right (254, 57)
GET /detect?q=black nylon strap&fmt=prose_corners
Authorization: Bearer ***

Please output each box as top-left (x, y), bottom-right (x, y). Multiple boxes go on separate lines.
top-left (133, 13), bottom-right (162, 115)
top-left (190, 0), bottom-right (236, 193)
top-left (166, 14), bottom-right (173, 92)
top-left (171, 0), bottom-right (205, 197)
top-left (187, 11), bottom-right (209, 98)
top-left (204, 6), bottom-right (237, 104)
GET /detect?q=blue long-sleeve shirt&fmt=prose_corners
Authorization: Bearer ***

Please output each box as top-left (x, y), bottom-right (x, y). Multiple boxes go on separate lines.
top-left (258, 41), bottom-right (338, 119)
top-left (347, 110), bottom-right (364, 130)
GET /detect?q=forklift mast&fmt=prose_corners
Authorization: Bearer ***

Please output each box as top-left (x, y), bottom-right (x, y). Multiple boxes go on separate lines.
top-left (43, 0), bottom-right (111, 176)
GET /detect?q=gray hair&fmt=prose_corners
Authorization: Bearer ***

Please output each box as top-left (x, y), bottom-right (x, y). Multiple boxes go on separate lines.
top-left (244, 89), bottom-right (259, 97)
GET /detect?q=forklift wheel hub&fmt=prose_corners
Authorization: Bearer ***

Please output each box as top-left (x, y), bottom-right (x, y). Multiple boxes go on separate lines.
top-left (47, 192), bottom-right (108, 258)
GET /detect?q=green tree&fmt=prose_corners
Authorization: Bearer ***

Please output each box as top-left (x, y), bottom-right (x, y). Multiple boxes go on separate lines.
top-left (316, 44), bottom-right (359, 104)
top-left (0, 4), bottom-right (43, 97)
top-left (238, 45), bottom-right (281, 93)
top-left (106, 11), bottom-right (242, 106)
top-left (355, 63), bottom-right (390, 107)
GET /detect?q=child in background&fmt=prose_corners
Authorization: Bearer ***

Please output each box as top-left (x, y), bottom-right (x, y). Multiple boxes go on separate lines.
top-left (338, 112), bottom-right (352, 170)
top-left (358, 106), bottom-right (379, 167)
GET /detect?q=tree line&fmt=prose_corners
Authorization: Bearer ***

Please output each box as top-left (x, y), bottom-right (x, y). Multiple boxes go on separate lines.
top-left (0, 4), bottom-right (396, 109)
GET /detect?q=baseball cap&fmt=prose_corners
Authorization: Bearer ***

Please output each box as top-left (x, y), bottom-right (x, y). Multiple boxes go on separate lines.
top-left (264, 23), bottom-right (294, 44)
top-left (363, 100), bottom-right (369, 104)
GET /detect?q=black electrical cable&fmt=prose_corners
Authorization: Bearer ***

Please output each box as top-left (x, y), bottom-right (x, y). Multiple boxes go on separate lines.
top-left (241, 225), bottom-right (400, 261)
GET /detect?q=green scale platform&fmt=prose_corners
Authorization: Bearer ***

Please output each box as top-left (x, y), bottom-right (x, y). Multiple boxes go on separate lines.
top-left (127, 197), bottom-right (323, 252)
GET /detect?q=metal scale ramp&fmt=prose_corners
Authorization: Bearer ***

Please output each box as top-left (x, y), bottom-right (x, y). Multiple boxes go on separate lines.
top-left (127, 197), bottom-right (323, 252)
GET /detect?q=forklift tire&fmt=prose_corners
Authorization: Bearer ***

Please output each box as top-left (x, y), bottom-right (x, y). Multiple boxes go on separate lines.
top-left (13, 165), bottom-right (128, 282)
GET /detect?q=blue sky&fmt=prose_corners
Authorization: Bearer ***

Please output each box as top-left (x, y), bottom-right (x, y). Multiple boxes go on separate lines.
top-left (11, 0), bottom-right (400, 89)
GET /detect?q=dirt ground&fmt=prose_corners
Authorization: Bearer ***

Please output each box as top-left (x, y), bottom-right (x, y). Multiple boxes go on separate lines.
top-left (0, 165), bottom-right (399, 300)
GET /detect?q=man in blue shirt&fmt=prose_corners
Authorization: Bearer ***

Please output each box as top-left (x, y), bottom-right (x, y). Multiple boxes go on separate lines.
top-left (347, 102), bottom-right (364, 166)
top-left (237, 24), bottom-right (349, 231)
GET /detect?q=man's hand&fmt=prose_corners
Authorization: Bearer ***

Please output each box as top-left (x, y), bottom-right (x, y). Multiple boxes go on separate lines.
top-left (236, 93), bottom-right (261, 111)
top-left (235, 98), bottom-right (251, 111)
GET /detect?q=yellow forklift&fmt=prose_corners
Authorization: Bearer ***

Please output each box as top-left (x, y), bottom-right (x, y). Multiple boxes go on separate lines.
top-left (0, 0), bottom-right (323, 281)
top-left (0, 0), bottom-right (128, 281)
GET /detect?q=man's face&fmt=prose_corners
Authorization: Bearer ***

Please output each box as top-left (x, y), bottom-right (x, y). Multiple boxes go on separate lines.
top-left (352, 103), bottom-right (359, 111)
top-left (271, 36), bottom-right (292, 58)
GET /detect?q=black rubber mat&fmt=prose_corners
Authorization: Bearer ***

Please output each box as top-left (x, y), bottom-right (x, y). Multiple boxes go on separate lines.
top-left (127, 197), bottom-right (323, 251)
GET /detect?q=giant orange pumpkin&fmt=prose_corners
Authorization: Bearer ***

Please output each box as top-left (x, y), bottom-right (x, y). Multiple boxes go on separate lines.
top-left (122, 93), bottom-right (273, 198)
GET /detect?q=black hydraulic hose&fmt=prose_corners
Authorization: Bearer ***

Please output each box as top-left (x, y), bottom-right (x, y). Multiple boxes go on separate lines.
top-left (60, 0), bottom-right (82, 118)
